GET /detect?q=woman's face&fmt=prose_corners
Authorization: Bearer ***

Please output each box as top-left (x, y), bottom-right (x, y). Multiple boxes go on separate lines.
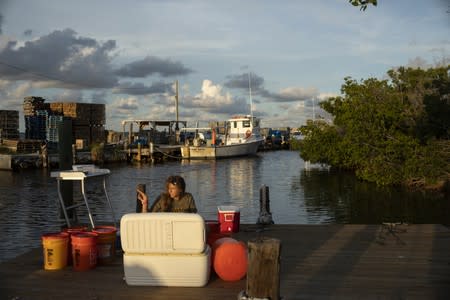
top-left (168, 183), bottom-right (182, 200)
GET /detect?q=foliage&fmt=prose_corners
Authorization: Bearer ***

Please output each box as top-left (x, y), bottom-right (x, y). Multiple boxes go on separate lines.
top-left (300, 65), bottom-right (450, 187)
top-left (0, 146), bottom-right (14, 154)
top-left (90, 142), bottom-right (104, 163)
top-left (349, 0), bottom-right (377, 11)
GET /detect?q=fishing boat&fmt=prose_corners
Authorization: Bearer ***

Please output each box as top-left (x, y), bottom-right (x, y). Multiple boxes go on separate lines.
top-left (180, 115), bottom-right (264, 159)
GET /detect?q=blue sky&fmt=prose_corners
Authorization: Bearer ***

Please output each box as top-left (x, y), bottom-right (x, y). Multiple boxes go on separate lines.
top-left (0, 0), bottom-right (449, 131)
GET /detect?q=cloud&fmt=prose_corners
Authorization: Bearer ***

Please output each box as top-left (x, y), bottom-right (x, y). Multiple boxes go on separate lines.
top-left (113, 81), bottom-right (173, 95)
top-left (0, 28), bottom-right (118, 89)
top-left (267, 86), bottom-right (319, 102)
top-left (0, 0), bottom-right (5, 35)
top-left (116, 97), bottom-right (139, 111)
top-left (224, 72), bottom-right (264, 90)
top-left (115, 55), bottom-right (193, 78)
top-left (49, 89), bottom-right (84, 102)
top-left (23, 29), bottom-right (32, 36)
top-left (188, 80), bottom-right (248, 114)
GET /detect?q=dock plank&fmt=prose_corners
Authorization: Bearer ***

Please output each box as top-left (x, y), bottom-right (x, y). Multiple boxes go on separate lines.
top-left (1, 224), bottom-right (449, 299)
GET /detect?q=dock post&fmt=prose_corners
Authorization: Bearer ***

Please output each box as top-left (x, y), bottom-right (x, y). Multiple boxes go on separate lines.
top-left (58, 118), bottom-right (74, 224)
top-left (72, 144), bottom-right (76, 165)
top-left (239, 237), bottom-right (281, 300)
top-left (41, 142), bottom-right (48, 168)
top-left (136, 184), bottom-right (146, 213)
top-left (149, 142), bottom-right (154, 162)
top-left (257, 185), bottom-right (273, 225)
top-left (137, 142), bottom-right (142, 161)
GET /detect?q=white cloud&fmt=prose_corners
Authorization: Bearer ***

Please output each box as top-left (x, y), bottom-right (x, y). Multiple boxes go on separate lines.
top-left (192, 80), bottom-right (234, 108)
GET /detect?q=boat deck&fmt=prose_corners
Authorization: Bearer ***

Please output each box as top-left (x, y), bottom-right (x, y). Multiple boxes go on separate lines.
top-left (1, 224), bottom-right (449, 299)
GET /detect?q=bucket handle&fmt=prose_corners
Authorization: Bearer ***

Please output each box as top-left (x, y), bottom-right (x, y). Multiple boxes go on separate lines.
top-left (224, 213), bottom-right (234, 222)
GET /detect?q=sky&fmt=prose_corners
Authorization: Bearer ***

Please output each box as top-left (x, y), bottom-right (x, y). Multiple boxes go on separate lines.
top-left (0, 0), bottom-right (449, 132)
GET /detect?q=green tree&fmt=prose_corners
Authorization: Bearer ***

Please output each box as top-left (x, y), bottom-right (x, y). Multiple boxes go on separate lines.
top-left (300, 66), bottom-right (450, 188)
top-left (349, 0), bottom-right (377, 11)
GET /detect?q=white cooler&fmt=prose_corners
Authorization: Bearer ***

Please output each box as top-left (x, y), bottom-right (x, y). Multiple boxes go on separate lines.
top-left (120, 213), bottom-right (211, 287)
top-left (123, 246), bottom-right (211, 286)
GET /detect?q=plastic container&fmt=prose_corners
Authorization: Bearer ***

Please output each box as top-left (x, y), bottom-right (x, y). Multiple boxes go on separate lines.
top-left (41, 232), bottom-right (69, 270)
top-left (218, 205), bottom-right (240, 233)
top-left (92, 225), bottom-right (117, 264)
top-left (123, 246), bottom-right (211, 287)
top-left (120, 213), bottom-right (206, 254)
top-left (63, 226), bottom-right (88, 265)
top-left (71, 232), bottom-right (98, 271)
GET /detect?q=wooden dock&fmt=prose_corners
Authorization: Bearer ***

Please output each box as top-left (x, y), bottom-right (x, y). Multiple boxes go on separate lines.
top-left (1, 224), bottom-right (449, 299)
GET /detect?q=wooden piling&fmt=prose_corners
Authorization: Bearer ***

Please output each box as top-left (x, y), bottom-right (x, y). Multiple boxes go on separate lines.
top-left (137, 143), bottom-right (142, 161)
top-left (58, 119), bottom-right (74, 221)
top-left (245, 237), bottom-right (281, 300)
top-left (258, 185), bottom-right (273, 225)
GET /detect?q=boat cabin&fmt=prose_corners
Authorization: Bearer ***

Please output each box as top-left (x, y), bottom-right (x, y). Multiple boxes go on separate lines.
top-left (226, 115), bottom-right (262, 144)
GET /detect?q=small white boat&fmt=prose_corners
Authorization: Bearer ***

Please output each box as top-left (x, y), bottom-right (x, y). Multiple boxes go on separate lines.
top-left (180, 115), bottom-right (264, 159)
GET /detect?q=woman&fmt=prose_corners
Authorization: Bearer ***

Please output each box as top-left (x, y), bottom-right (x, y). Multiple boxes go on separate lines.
top-left (137, 175), bottom-right (197, 213)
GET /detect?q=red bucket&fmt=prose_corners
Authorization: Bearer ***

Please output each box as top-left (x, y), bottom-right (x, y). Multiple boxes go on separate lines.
top-left (92, 226), bottom-right (117, 264)
top-left (71, 232), bottom-right (98, 271)
top-left (63, 226), bottom-right (88, 265)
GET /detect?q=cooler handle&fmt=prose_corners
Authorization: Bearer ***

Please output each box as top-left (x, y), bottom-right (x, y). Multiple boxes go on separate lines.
top-left (224, 213), bottom-right (234, 222)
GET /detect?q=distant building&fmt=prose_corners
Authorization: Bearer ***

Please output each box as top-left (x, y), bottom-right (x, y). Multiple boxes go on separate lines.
top-left (0, 110), bottom-right (20, 140)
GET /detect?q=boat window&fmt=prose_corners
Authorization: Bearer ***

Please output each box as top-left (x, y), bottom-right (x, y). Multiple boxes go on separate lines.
top-left (233, 121), bottom-right (237, 128)
top-left (243, 120), bottom-right (251, 127)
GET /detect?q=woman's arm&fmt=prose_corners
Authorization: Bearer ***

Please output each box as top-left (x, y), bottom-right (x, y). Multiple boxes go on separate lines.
top-left (136, 189), bottom-right (149, 213)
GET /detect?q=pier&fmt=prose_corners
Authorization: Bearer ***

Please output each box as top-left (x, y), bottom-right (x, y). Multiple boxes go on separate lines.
top-left (1, 224), bottom-right (449, 299)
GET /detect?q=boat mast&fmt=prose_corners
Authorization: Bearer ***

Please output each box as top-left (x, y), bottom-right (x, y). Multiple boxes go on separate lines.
top-left (248, 72), bottom-right (254, 124)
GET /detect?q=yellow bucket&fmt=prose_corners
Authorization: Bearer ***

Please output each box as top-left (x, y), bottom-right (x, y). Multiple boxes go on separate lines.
top-left (41, 232), bottom-right (69, 270)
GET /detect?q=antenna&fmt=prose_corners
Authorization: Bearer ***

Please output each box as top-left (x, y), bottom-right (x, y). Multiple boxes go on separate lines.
top-left (175, 80), bottom-right (179, 130)
top-left (312, 97), bottom-right (315, 121)
top-left (248, 72), bottom-right (253, 121)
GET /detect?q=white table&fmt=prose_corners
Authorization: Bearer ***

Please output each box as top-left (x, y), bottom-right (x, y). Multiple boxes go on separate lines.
top-left (50, 167), bottom-right (117, 228)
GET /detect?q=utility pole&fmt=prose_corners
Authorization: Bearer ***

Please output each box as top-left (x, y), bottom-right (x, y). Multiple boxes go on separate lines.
top-left (175, 80), bottom-right (180, 144)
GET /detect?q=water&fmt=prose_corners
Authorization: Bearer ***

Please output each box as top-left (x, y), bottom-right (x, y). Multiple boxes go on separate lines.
top-left (0, 150), bottom-right (448, 263)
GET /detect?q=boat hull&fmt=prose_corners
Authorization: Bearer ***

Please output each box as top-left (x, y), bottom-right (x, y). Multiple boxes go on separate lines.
top-left (181, 139), bottom-right (262, 159)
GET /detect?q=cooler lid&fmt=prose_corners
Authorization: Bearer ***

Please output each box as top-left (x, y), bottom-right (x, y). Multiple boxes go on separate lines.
top-left (217, 205), bottom-right (240, 213)
top-left (120, 213), bottom-right (206, 254)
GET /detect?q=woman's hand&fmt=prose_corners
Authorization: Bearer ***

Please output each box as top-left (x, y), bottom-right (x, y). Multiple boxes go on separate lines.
top-left (137, 189), bottom-right (148, 213)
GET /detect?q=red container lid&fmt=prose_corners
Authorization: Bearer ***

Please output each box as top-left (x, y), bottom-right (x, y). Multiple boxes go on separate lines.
top-left (71, 232), bottom-right (98, 239)
top-left (93, 226), bottom-right (117, 234)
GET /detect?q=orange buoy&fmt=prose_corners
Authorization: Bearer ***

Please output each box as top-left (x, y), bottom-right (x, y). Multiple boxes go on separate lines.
top-left (213, 238), bottom-right (248, 281)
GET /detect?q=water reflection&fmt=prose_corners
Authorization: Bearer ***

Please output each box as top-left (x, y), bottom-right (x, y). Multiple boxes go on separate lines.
top-left (0, 151), bottom-right (448, 263)
top-left (300, 168), bottom-right (449, 225)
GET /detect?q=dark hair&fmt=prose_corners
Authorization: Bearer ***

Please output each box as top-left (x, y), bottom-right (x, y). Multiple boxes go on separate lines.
top-left (165, 175), bottom-right (186, 194)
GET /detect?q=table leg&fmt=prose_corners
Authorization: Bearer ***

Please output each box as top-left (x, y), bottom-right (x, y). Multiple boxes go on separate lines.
top-left (56, 179), bottom-right (71, 227)
top-left (81, 179), bottom-right (96, 228)
top-left (103, 177), bottom-right (117, 227)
